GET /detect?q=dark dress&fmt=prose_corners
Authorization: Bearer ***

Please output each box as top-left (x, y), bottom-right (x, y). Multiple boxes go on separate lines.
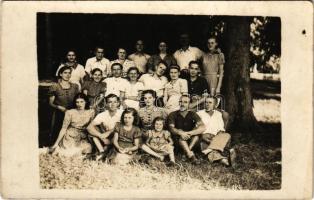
top-left (81, 80), bottom-right (106, 112)
top-left (48, 82), bottom-right (79, 145)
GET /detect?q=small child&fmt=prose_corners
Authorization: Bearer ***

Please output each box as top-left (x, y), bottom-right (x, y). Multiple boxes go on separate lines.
top-left (111, 108), bottom-right (142, 165)
top-left (82, 68), bottom-right (106, 113)
top-left (141, 117), bottom-right (176, 165)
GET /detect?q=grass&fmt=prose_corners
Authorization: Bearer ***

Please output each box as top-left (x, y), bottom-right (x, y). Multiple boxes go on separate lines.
top-left (39, 141), bottom-right (281, 190)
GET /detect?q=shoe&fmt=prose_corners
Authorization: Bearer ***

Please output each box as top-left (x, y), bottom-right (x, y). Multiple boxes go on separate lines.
top-left (181, 154), bottom-right (188, 162)
top-left (95, 152), bottom-right (106, 161)
top-left (220, 158), bottom-right (230, 166)
top-left (166, 161), bottom-right (176, 167)
top-left (190, 155), bottom-right (200, 165)
top-left (229, 148), bottom-right (237, 168)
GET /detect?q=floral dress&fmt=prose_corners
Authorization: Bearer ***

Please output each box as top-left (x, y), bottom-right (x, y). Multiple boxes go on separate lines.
top-left (57, 109), bottom-right (95, 155)
top-left (146, 130), bottom-right (174, 155)
top-left (138, 106), bottom-right (167, 135)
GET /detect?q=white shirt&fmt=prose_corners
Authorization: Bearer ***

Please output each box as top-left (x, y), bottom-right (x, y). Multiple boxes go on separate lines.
top-left (92, 109), bottom-right (123, 130)
top-left (56, 63), bottom-right (85, 88)
top-left (110, 59), bottom-right (135, 77)
top-left (128, 53), bottom-right (151, 73)
top-left (103, 77), bottom-right (128, 97)
top-left (173, 46), bottom-right (203, 70)
top-left (139, 74), bottom-right (168, 97)
top-left (85, 57), bottom-right (111, 77)
top-left (197, 110), bottom-right (225, 135)
top-left (125, 81), bottom-right (144, 97)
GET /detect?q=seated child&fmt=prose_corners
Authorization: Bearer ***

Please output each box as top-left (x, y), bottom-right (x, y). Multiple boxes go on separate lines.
top-left (111, 108), bottom-right (142, 165)
top-left (141, 117), bottom-right (175, 165)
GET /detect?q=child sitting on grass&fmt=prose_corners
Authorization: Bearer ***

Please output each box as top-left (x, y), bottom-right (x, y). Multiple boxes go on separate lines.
top-left (111, 108), bottom-right (142, 165)
top-left (141, 117), bottom-right (176, 165)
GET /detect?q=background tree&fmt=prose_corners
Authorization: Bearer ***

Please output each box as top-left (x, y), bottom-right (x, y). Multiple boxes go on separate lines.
top-left (222, 17), bottom-right (260, 135)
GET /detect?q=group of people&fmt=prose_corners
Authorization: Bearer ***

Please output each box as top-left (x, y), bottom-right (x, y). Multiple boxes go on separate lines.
top-left (47, 33), bottom-right (236, 167)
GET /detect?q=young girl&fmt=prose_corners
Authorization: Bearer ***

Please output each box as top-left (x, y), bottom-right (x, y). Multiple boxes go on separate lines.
top-left (111, 108), bottom-right (142, 165)
top-left (82, 68), bottom-right (106, 113)
top-left (141, 117), bottom-right (175, 164)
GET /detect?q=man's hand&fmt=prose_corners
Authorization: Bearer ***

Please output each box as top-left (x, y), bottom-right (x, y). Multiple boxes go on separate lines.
top-left (179, 131), bottom-right (190, 140)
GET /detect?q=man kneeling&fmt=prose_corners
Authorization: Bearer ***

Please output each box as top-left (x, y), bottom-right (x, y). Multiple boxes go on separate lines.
top-left (197, 96), bottom-right (236, 167)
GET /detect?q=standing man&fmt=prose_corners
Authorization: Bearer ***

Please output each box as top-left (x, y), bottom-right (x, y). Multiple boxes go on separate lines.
top-left (128, 40), bottom-right (151, 74)
top-left (168, 95), bottom-right (206, 164)
top-left (187, 61), bottom-right (210, 111)
top-left (85, 46), bottom-right (111, 78)
top-left (111, 48), bottom-right (135, 77)
top-left (201, 36), bottom-right (225, 96)
top-left (173, 33), bottom-right (203, 79)
top-left (87, 94), bottom-right (123, 161)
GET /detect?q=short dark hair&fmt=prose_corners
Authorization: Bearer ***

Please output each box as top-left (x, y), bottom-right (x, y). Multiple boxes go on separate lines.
top-left (57, 66), bottom-right (72, 78)
top-left (105, 93), bottom-right (120, 103)
top-left (180, 94), bottom-right (191, 103)
top-left (169, 64), bottom-right (181, 72)
top-left (95, 46), bottom-right (104, 52)
top-left (127, 67), bottom-right (140, 81)
top-left (73, 93), bottom-right (90, 109)
top-left (142, 90), bottom-right (157, 99)
top-left (151, 116), bottom-right (166, 130)
top-left (189, 60), bottom-right (199, 68)
top-left (111, 62), bottom-right (123, 70)
top-left (156, 60), bottom-right (168, 68)
top-left (208, 36), bottom-right (218, 43)
top-left (91, 68), bottom-right (103, 75)
top-left (120, 107), bottom-right (140, 126)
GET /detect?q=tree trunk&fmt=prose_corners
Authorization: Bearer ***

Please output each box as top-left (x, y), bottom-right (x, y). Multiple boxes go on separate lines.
top-left (223, 17), bottom-right (259, 135)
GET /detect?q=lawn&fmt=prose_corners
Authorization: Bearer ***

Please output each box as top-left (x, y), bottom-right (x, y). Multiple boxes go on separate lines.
top-left (39, 78), bottom-right (282, 190)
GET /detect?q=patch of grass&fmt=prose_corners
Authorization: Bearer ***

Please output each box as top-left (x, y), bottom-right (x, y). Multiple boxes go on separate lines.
top-left (39, 142), bottom-right (281, 190)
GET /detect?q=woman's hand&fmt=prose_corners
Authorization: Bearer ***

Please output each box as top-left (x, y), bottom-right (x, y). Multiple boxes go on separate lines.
top-left (57, 105), bottom-right (67, 112)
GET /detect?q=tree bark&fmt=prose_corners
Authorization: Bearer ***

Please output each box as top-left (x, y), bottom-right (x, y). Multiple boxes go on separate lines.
top-left (223, 17), bottom-right (259, 135)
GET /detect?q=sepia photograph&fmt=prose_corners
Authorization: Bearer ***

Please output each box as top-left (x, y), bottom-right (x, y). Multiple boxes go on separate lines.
top-left (37, 13), bottom-right (281, 190)
top-left (1, 1), bottom-right (312, 199)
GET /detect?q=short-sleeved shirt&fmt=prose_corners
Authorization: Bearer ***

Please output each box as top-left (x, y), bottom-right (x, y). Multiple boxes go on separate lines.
top-left (110, 59), bottom-right (136, 77)
top-left (48, 82), bottom-right (79, 109)
top-left (103, 77), bottom-right (128, 96)
top-left (92, 109), bottom-right (123, 130)
top-left (197, 110), bottom-right (225, 135)
top-left (114, 122), bottom-right (142, 144)
top-left (82, 80), bottom-right (106, 98)
top-left (139, 74), bottom-right (168, 97)
top-left (202, 49), bottom-right (225, 75)
top-left (173, 46), bottom-right (203, 70)
top-left (146, 54), bottom-right (177, 71)
top-left (164, 78), bottom-right (188, 97)
top-left (147, 130), bottom-right (171, 147)
top-left (85, 57), bottom-right (111, 77)
top-left (138, 106), bottom-right (167, 132)
top-left (167, 110), bottom-right (202, 132)
top-left (56, 63), bottom-right (86, 88)
top-left (128, 53), bottom-right (151, 73)
top-left (125, 81), bottom-right (144, 97)
top-left (187, 76), bottom-right (209, 97)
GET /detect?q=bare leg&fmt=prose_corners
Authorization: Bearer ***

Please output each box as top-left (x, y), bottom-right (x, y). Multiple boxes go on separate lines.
top-left (188, 135), bottom-right (199, 150)
top-left (93, 137), bottom-right (105, 152)
top-left (179, 139), bottom-right (194, 158)
top-left (141, 144), bottom-right (164, 160)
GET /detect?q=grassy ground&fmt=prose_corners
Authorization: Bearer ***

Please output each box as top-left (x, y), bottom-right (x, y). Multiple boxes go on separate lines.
top-left (39, 78), bottom-right (281, 190)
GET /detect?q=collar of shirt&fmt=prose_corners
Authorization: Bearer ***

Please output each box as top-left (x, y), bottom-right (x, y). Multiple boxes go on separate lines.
top-left (134, 52), bottom-right (146, 56)
top-left (179, 46), bottom-right (191, 52)
top-left (208, 48), bottom-right (222, 55)
top-left (152, 131), bottom-right (163, 138)
top-left (152, 73), bottom-right (163, 80)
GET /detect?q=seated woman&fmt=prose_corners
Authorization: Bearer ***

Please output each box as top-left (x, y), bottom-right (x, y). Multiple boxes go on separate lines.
top-left (49, 93), bottom-right (95, 156)
top-left (138, 90), bottom-right (167, 136)
top-left (82, 68), bottom-right (106, 113)
top-left (163, 65), bottom-right (188, 114)
top-left (122, 67), bottom-right (144, 110)
top-left (110, 108), bottom-right (142, 165)
top-left (141, 117), bottom-right (175, 165)
top-left (48, 66), bottom-right (79, 145)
